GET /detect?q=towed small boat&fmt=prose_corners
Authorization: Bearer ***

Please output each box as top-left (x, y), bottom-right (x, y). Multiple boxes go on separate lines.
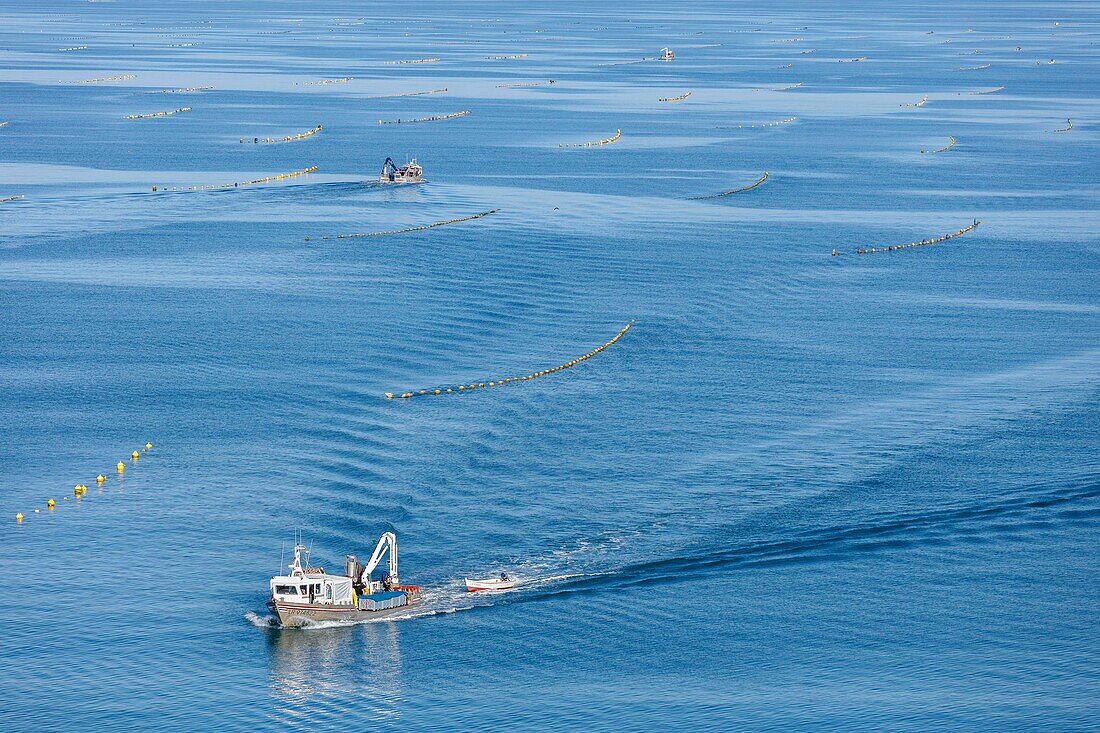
top-left (268, 532), bottom-right (421, 627)
top-left (378, 157), bottom-right (423, 184)
top-left (659, 47), bottom-right (675, 61)
top-left (465, 574), bottom-right (515, 592)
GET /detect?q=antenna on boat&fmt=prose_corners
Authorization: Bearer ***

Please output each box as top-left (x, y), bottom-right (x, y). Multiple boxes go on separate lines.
top-left (279, 542), bottom-right (285, 574)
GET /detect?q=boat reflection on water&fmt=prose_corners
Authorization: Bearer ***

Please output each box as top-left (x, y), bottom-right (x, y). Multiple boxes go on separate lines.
top-left (265, 621), bottom-right (404, 722)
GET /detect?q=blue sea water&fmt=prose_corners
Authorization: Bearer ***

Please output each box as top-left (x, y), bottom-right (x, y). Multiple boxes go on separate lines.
top-left (1, 1), bottom-right (1099, 730)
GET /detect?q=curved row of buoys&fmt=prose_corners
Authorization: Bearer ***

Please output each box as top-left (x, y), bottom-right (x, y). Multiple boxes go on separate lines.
top-left (153, 165), bottom-right (317, 192)
top-left (659, 91), bottom-right (692, 102)
top-left (307, 209), bottom-right (499, 241)
top-left (497, 82), bottom-right (547, 89)
top-left (839, 56), bottom-right (867, 63)
top-left (385, 321), bottom-right (634, 400)
top-left (384, 57), bottom-right (440, 65)
top-left (957, 63), bottom-right (991, 71)
top-left (900, 94), bottom-right (928, 108)
top-left (148, 85), bottom-right (213, 94)
top-left (63, 74), bottom-right (135, 84)
top-left (921, 135), bottom-right (957, 154)
top-left (687, 172), bottom-right (769, 200)
top-left (971, 86), bottom-right (1005, 95)
top-left (486, 54), bottom-right (528, 60)
top-left (731, 116), bottom-right (797, 130)
top-left (296, 77), bottom-right (352, 86)
top-left (125, 107), bottom-right (191, 120)
top-left (774, 82), bottom-right (803, 92)
top-left (240, 124), bottom-right (322, 144)
top-left (831, 220), bottom-right (981, 257)
top-left (367, 87), bottom-right (448, 99)
top-left (58, 45), bottom-right (88, 52)
top-left (15, 442), bottom-right (153, 523)
top-left (0, 195), bottom-right (24, 204)
top-left (378, 110), bottom-right (470, 125)
top-left (1047, 119), bottom-right (1072, 133)
top-left (560, 129), bottom-right (621, 148)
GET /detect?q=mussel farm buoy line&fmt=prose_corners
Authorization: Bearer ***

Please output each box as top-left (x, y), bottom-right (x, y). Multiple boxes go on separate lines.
top-left (970, 86), bottom-right (1004, 95)
top-left (296, 77), bottom-right (352, 86)
top-left (687, 172), bottom-right (769, 200)
top-left (659, 91), bottom-right (692, 102)
top-left (241, 124), bottom-right (322, 144)
top-left (311, 210), bottom-right (499, 240)
top-left (921, 135), bottom-right (956, 154)
top-left (486, 54), bottom-right (529, 60)
top-left (0, 195), bottom-right (25, 204)
top-left (378, 110), bottom-right (470, 125)
top-left (1046, 119), bottom-right (1073, 133)
top-left (497, 82), bottom-right (546, 89)
top-left (63, 74), bottom-right (135, 84)
top-left (125, 107), bottom-right (191, 120)
top-left (367, 88), bottom-right (448, 99)
top-left (559, 129), bottom-right (621, 148)
top-left (774, 82), bottom-right (803, 92)
top-left (383, 57), bottom-right (440, 65)
top-left (154, 165), bottom-right (317, 192)
top-left (900, 94), bottom-right (928, 108)
top-left (148, 86), bottom-right (214, 94)
top-left (385, 321), bottom-right (634, 400)
top-left (956, 64), bottom-right (991, 71)
top-left (830, 220), bottom-right (980, 257)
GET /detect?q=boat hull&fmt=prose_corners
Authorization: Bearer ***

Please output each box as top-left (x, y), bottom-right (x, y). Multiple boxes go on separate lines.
top-left (269, 597), bottom-right (421, 627)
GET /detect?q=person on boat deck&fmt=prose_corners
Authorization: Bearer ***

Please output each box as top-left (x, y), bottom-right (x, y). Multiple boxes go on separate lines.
top-left (500, 573), bottom-right (510, 581)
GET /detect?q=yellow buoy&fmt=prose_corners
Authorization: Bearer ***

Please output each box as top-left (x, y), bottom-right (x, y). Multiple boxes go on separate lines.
top-left (117, 461), bottom-right (125, 473)
top-left (145, 442), bottom-right (152, 449)
top-left (16, 513), bottom-right (23, 523)
top-left (132, 451), bottom-right (140, 460)
top-left (96, 474), bottom-right (105, 484)
top-left (47, 498), bottom-right (56, 509)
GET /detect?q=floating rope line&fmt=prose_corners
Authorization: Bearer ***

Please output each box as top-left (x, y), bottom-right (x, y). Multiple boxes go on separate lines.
top-left (1046, 119), bottom-right (1073, 133)
top-left (838, 56), bottom-right (867, 63)
top-left (774, 82), bottom-right (803, 92)
top-left (384, 57), bottom-right (440, 65)
top-left (58, 45), bottom-right (88, 52)
top-left (659, 91), bottom-right (692, 102)
top-left (957, 63), bottom-right (991, 71)
top-left (831, 220), bottom-right (980, 257)
top-left (153, 165), bottom-right (317, 192)
top-left (723, 116), bottom-right (797, 130)
top-left (167, 42), bottom-right (201, 48)
top-left (0, 195), bottom-right (24, 203)
top-left (367, 87), bottom-right (447, 99)
top-left (63, 74), bottom-right (135, 84)
top-left (378, 110), bottom-right (470, 125)
top-left (687, 171), bottom-right (769, 200)
top-left (777, 63), bottom-right (793, 69)
top-left (240, 124), bottom-right (322, 143)
top-left (297, 77), bottom-right (352, 86)
top-left (384, 321), bottom-right (634, 400)
top-left (971, 86), bottom-right (1005, 95)
top-left (921, 135), bottom-right (957, 154)
top-left (148, 85), bottom-right (213, 94)
top-left (125, 107), bottom-right (191, 120)
top-left (307, 209), bottom-right (498, 241)
top-left (900, 94), bottom-right (928, 108)
top-left (559, 129), bottom-right (621, 148)
top-left (799, 49), bottom-right (817, 54)
top-left (486, 54), bottom-right (528, 60)
top-left (497, 82), bottom-right (548, 88)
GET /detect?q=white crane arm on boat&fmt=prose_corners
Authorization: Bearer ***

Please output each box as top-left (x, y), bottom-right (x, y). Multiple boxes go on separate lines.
top-left (360, 531), bottom-right (399, 585)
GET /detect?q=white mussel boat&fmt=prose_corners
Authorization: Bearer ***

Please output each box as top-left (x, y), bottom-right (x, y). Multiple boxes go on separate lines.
top-left (378, 157), bottom-right (423, 184)
top-left (268, 532), bottom-right (421, 627)
top-left (659, 47), bottom-right (675, 61)
top-left (465, 574), bottom-right (515, 592)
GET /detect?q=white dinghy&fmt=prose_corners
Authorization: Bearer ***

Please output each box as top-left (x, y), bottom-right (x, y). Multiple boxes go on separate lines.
top-left (464, 574), bottom-right (515, 592)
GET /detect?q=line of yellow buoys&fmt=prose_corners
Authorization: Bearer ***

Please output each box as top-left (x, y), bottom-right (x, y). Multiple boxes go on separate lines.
top-left (384, 58), bottom-right (440, 65)
top-left (659, 91), bottom-right (692, 102)
top-left (732, 116), bottom-right (797, 130)
top-left (957, 64), bottom-right (991, 71)
top-left (240, 124), bottom-right (322, 144)
top-left (148, 85), bottom-right (214, 94)
top-left (58, 45), bottom-right (88, 52)
top-left (306, 209), bottom-right (499, 241)
top-left (560, 129), bottom-right (621, 148)
top-left (497, 82), bottom-right (551, 89)
top-left (378, 110), bottom-right (470, 125)
top-left (831, 220), bottom-right (980, 257)
top-left (900, 94), bottom-right (928, 108)
top-left (385, 322), bottom-right (634, 400)
top-left (153, 165), bottom-right (318, 192)
top-left (63, 74), bottom-right (135, 84)
top-left (921, 135), bottom-right (957, 154)
top-left (486, 54), bottom-right (529, 60)
top-left (367, 88), bottom-right (448, 99)
top-left (687, 172), bottom-right (769, 200)
top-left (0, 195), bottom-right (24, 203)
top-left (296, 77), bottom-right (353, 86)
top-left (15, 443), bottom-right (153, 523)
top-left (1047, 118), bottom-right (1072, 133)
top-left (774, 82), bottom-right (803, 92)
top-left (125, 107), bottom-right (191, 120)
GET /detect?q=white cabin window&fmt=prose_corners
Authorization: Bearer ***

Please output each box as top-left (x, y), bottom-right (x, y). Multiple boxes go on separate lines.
top-left (324, 584), bottom-right (333, 600)
top-left (275, 585), bottom-right (297, 595)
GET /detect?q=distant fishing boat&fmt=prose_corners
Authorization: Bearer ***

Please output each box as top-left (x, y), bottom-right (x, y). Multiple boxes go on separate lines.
top-left (465, 574), bottom-right (515, 592)
top-left (378, 157), bottom-right (423, 184)
top-left (659, 47), bottom-right (675, 61)
top-left (268, 532), bottom-right (421, 627)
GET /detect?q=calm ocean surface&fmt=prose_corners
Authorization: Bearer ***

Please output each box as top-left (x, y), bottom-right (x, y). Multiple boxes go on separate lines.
top-left (1, 1), bottom-right (1098, 730)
